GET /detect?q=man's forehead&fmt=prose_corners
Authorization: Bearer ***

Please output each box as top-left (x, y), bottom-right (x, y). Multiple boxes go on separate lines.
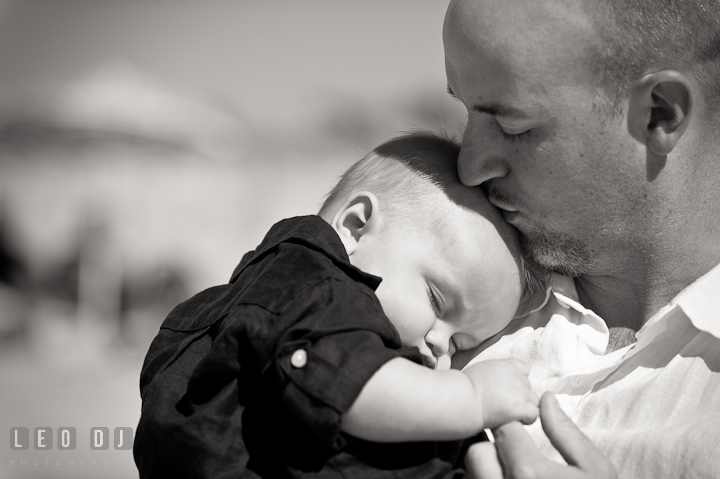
top-left (444, 0), bottom-right (597, 71)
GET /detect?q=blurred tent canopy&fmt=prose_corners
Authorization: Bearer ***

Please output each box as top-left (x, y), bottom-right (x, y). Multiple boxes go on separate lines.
top-left (0, 0), bottom-right (463, 152)
top-left (0, 60), bottom-right (250, 163)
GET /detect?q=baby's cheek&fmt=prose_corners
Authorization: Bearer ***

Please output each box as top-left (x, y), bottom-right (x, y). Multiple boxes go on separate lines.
top-left (375, 293), bottom-right (412, 341)
top-left (376, 284), bottom-right (426, 342)
top-left (389, 315), bottom-right (426, 348)
top-left (495, 273), bottom-right (523, 317)
top-left (490, 291), bottom-right (521, 331)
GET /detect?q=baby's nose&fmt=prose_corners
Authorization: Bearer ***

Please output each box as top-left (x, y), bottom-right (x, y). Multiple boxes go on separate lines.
top-left (425, 330), bottom-right (450, 358)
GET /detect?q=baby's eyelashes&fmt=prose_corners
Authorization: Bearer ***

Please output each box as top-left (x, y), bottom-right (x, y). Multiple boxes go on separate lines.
top-left (427, 286), bottom-right (443, 316)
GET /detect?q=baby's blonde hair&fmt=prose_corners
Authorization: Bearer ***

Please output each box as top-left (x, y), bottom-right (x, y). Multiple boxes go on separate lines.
top-left (319, 131), bottom-right (461, 221)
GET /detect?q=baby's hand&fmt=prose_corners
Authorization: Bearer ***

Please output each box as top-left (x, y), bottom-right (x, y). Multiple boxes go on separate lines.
top-left (463, 358), bottom-right (539, 429)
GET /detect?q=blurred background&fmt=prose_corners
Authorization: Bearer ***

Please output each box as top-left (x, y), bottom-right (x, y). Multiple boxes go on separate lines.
top-left (0, 1), bottom-right (465, 477)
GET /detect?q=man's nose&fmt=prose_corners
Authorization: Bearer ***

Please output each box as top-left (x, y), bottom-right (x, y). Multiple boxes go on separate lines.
top-left (425, 329), bottom-right (450, 358)
top-left (457, 121), bottom-right (509, 186)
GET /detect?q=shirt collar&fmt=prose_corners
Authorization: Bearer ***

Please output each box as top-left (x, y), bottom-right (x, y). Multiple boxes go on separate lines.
top-left (519, 273), bottom-right (596, 317)
top-left (640, 261), bottom-right (720, 339)
top-left (229, 215), bottom-right (382, 290)
top-left (545, 263), bottom-right (720, 341)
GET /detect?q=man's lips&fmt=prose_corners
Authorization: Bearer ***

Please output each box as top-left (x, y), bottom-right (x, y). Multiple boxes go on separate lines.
top-left (488, 195), bottom-right (519, 213)
top-left (484, 182), bottom-right (521, 213)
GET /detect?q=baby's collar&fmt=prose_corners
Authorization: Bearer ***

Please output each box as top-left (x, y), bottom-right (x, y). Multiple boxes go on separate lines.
top-left (516, 273), bottom-right (597, 319)
top-left (229, 215), bottom-right (382, 290)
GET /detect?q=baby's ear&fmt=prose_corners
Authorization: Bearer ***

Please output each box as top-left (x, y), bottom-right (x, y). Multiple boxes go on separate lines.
top-left (330, 192), bottom-right (381, 256)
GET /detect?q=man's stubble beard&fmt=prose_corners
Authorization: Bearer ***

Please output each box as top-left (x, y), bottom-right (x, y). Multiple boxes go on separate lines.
top-left (520, 219), bottom-right (596, 278)
top-left (483, 181), bottom-right (596, 277)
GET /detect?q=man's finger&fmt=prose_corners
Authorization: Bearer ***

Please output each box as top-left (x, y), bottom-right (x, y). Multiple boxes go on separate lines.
top-left (465, 442), bottom-right (504, 479)
top-left (540, 392), bottom-right (615, 475)
top-left (493, 421), bottom-right (547, 469)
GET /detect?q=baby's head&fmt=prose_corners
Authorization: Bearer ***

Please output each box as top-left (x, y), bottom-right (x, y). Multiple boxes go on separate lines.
top-left (320, 132), bottom-right (544, 369)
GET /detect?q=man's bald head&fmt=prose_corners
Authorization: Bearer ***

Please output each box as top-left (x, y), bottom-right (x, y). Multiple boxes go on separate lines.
top-left (445, 0), bottom-right (598, 87)
top-left (447, 0), bottom-right (720, 115)
top-left (585, 0), bottom-right (720, 115)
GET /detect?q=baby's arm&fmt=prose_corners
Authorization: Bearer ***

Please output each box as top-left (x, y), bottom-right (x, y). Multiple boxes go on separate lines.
top-left (341, 357), bottom-right (539, 442)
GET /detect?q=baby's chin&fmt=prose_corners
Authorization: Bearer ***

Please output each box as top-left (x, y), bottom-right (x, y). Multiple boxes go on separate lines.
top-left (435, 354), bottom-right (452, 371)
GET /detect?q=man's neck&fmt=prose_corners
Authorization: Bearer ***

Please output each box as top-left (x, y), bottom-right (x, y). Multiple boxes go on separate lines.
top-left (575, 248), bottom-right (720, 352)
top-left (575, 275), bottom-right (646, 331)
top-left (574, 275), bottom-right (655, 353)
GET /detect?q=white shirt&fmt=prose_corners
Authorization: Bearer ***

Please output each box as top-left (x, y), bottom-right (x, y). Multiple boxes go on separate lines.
top-left (464, 263), bottom-right (720, 478)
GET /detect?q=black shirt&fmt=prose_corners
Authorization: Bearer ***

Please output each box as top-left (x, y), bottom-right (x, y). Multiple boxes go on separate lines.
top-left (134, 215), bottom-right (466, 478)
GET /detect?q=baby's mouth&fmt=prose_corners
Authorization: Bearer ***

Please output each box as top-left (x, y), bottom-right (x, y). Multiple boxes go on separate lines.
top-left (435, 355), bottom-right (452, 371)
top-left (422, 354), bottom-right (438, 369)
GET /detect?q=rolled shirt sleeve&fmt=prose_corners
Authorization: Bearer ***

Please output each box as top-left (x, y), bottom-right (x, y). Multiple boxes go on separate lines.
top-left (216, 275), bottom-right (420, 451)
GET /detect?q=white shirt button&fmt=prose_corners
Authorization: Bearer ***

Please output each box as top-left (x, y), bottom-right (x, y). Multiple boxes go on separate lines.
top-left (569, 375), bottom-right (584, 388)
top-left (291, 349), bottom-right (307, 368)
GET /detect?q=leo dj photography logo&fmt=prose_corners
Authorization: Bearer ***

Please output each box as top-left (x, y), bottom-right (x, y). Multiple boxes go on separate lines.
top-left (10, 427), bottom-right (133, 450)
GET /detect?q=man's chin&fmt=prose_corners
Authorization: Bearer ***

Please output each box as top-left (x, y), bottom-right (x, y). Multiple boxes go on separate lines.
top-left (519, 224), bottom-right (595, 278)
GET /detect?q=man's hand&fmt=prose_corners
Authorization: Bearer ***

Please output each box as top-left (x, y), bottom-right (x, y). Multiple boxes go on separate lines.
top-left (464, 392), bottom-right (617, 479)
top-left (463, 359), bottom-right (539, 429)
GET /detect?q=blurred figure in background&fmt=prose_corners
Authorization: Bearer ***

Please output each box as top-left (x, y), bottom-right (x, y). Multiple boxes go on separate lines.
top-left (0, 206), bottom-right (29, 340)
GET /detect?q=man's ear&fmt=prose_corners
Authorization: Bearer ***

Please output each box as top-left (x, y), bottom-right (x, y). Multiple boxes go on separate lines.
top-left (627, 70), bottom-right (693, 160)
top-left (330, 192), bottom-right (381, 256)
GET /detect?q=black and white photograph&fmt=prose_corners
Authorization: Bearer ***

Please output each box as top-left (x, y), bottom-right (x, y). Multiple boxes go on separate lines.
top-left (1, 1), bottom-right (719, 478)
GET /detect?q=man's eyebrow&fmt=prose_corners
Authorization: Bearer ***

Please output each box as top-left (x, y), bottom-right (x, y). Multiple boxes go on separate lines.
top-left (445, 84), bottom-right (528, 119)
top-left (473, 103), bottom-right (528, 119)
